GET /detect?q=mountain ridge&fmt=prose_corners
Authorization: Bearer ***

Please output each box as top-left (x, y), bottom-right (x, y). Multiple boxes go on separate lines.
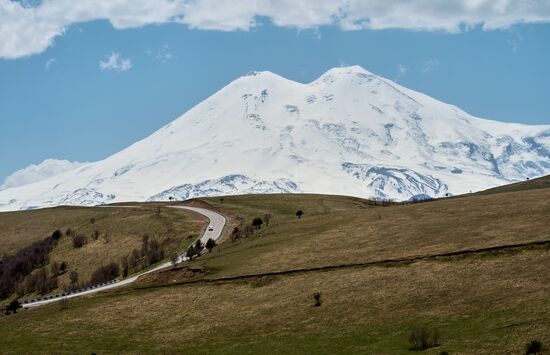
top-left (1, 65), bottom-right (549, 211)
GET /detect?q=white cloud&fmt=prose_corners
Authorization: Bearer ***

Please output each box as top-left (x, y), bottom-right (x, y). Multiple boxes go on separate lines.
top-left (99, 52), bottom-right (132, 72)
top-left (423, 58), bottom-right (440, 72)
top-left (2, 0), bottom-right (550, 59)
top-left (148, 44), bottom-right (173, 63)
top-left (45, 57), bottom-right (55, 69)
top-left (1, 159), bottom-right (85, 190)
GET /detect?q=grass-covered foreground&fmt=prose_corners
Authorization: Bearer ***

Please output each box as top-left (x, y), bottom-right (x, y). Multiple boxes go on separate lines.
top-left (1, 180), bottom-right (550, 354)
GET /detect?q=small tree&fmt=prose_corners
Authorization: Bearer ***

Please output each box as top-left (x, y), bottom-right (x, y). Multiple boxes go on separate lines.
top-left (296, 210), bottom-right (304, 219)
top-left (252, 217), bottom-right (263, 229)
top-left (103, 231), bottom-right (112, 244)
top-left (121, 257), bottom-right (130, 277)
top-left (72, 234), bottom-right (87, 248)
top-left (205, 238), bottom-right (217, 252)
top-left (408, 326), bottom-right (440, 350)
top-left (51, 229), bottom-right (62, 242)
top-left (59, 261), bottom-right (67, 274)
top-left (50, 261), bottom-right (59, 276)
top-left (60, 297), bottom-right (69, 310)
top-left (194, 240), bottom-right (204, 255)
top-left (313, 291), bottom-right (321, 307)
top-left (90, 217), bottom-right (96, 225)
top-left (231, 227), bottom-right (241, 243)
top-left (69, 271), bottom-right (79, 289)
top-left (243, 224), bottom-right (254, 238)
top-left (186, 245), bottom-right (196, 260)
top-left (264, 213), bottom-right (272, 227)
top-left (526, 340), bottom-right (543, 354)
top-left (5, 299), bottom-right (21, 315)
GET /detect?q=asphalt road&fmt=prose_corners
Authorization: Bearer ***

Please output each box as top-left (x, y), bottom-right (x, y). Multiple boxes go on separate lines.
top-left (23, 205), bottom-right (226, 308)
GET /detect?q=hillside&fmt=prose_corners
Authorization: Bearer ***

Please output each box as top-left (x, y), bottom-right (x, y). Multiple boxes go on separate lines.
top-left (1, 186), bottom-right (549, 353)
top-left (476, 173), bottom-right (550, 195)
top-left (0, 205), bottom-right (203, 301)
top-left (1, 66), bottom-right (549, 211)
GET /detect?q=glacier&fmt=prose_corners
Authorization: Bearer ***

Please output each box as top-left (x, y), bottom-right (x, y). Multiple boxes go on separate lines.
top-left (1, 65), bottom-right (549, 211)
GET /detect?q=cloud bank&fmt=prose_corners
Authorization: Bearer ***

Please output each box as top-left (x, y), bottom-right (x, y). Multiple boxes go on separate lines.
top-left (1, 159), bottom-right (86, 190)
top-left (2, 0), bottom-right (550, 59)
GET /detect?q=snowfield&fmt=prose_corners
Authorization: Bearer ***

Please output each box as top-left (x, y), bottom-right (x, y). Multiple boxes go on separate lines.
top-left (1, 65), bottom-right (549, 211)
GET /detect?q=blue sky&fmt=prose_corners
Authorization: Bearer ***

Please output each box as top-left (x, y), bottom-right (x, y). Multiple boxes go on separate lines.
top-left (1, 0), bottom-right (550, 181)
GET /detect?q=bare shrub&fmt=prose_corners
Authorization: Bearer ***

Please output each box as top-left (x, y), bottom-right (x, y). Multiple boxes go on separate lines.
top-left (264, 212), bottom-right (272, 226)
top-left (313, 291), bottom-right (321, 307)
top-left (526, 340), bottom-right (543, 354)
top-left (89, 262), bottom-right (119, 285)
top-left (60, 297), bottom-right (69, 310)
top-left (252, 217), bottom-right (263, 229)
top-left (408, 326), bottom-right (440, 351)
top-left (72, 234), bottom-right (87, 248)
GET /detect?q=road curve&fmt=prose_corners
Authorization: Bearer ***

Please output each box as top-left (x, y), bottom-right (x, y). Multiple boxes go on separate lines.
top-left (23, 206), bottom-right (225, 308)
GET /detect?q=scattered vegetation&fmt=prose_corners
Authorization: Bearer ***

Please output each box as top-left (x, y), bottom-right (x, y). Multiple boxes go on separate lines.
top-left (2, 299), bottom-right (21, 315)
top-left (0, 231), bottom-right (60, 299)
top-left (71, 234), bottom-right (87, 248)
top-left (526, 340), bottom-right (543, 354)
top-left (69, 271), bottom-right (79, 291)
top-left (205, 238), bottom-right (217, 252)
top-left (60, 297), bottom-right (69, 311)
top-left (252, 217), bottom-right (263, 229)
top-left (264, 212), bottom-right (272, 226)
top-left (25, 267), bottom-right (58, 295)
top-left (186, 240), bottom-right (205, 260)
top-left (408, 326), bottom-right (440, 351)
top-left (313, 291), bottom-right (321, 307)
top-left (89, 262), bottom-right (119, 285)
top-left (118, 234), bottom-right (166, 276)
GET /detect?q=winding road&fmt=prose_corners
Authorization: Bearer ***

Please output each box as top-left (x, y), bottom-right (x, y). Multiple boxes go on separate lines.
top-left (23, 206), bottom-right (226, 308)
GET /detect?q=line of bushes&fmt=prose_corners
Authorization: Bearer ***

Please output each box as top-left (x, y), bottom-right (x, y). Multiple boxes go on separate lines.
top-left (0, 230), bottom-right (62, 299)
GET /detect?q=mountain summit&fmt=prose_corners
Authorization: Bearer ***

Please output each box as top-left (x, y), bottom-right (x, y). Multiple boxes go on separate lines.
top-left (1, 66), bottom-right (549, 211)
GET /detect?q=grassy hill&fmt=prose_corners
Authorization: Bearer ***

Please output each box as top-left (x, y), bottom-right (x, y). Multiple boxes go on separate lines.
top-left (0, 205), bottom-right (203, 300)
top-left (476, 174), bottom-right (550, 195)
top-left (1, 183), bottom-right (550, 353)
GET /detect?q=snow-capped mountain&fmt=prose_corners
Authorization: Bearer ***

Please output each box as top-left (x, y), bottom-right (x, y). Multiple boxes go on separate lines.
top-left (1, 66), bottom-right (549, 211)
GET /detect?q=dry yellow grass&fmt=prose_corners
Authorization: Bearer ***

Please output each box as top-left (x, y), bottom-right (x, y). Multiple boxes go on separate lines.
top-left (1, 249), bottom-right (549, 354)
top-left (191, 188), bottom-right (550, 277)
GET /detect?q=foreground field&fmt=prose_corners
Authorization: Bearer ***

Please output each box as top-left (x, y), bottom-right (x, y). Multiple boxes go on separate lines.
top-left (1, 248), bottom-right (549, 354)
top-left (1, 181), bottom-right (549, 353)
